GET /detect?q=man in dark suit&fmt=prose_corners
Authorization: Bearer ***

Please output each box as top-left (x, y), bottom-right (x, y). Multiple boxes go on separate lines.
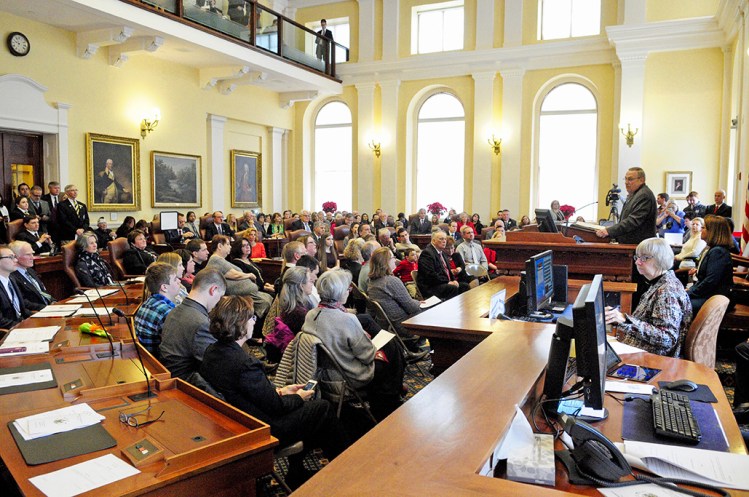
top-left (15, 216), bottom-right (53, 255)
top-left (705, 189), bottom-right (732, 218)
top-left (0, 244), bottom-right (31, 328)
top-left (290, 210), bottom-right (312, 232)
top-left (315, 19), bottom-right (334, 60)
top-left (41, 181), bottom-right (64, 244)
top-left (28, 185), bottom-right (51, 234)
top-left (416, 230), bottom-right (465, 301)
top-left (409, 209), bottom-right (432, 235)
top-left (56, 184), bottom-right (89, 242)
top-left (501, 210), bottom-right (518, 231)
top-left (311, 221), bottom-right (327, 245)
top-left (164, 213), bottom-right (196, 245)
top-left (9, 241), bottom-right (55, 311)
top-left (203, 211), bottom-right (234, 240)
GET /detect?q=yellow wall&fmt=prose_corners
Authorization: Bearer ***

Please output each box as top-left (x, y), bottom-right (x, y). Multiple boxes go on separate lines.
top-left (642, 48), bottom-right (724, 197)
top-left (0, 11), bottom-right (292, 222)
top-left (646, 0), bottom-right (719, 22)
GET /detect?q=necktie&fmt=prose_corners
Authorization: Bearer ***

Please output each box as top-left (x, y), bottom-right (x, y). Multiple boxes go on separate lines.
top-left (472, 243), bottom-right (480, 264)
top-left (5, 281), bottom-right (20, 316)
top-left (33, 232), bottom-right (38, 238)
top-left (438, 252), bottom-right (450, 280)
top-left (52, 197), bottom-right (57, 208)
top-left (73, 201), bottom-right (80, 215)
top-left (714, 205), bottom-right (718, 214)
top-left (24, 271), bottom-right (49, 304)
top-left (218, 225), bottom-right (222, 235)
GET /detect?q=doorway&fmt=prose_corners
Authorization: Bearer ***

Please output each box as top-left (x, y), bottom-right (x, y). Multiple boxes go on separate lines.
top-left (1, 131), bottom-right (43, 208)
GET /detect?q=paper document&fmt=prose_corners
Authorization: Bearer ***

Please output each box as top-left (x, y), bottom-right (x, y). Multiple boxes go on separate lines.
top-left (14, 403), bottom-right (105, 441)
top-left (607, 336), bottom-right (646, 355)
top-left (3, 326), bottom-right (60, 343)
top-left (41, 304), bottom-right (81, 312)
top-left (605, 381), bottom-right (655, 395)
top-left (126, 276), bottom-right (145, 283)
top-left (599, 483), bottom-right (686, 497)
top-left (74, 307), bottom-right (112, 317)
top-left (82, 289), bottom-right (117, 298)
top-left (371, 330), bottom-right (395, 350)
top-left (0, 341), bottom-right (49, 356)
top-left (618, 440), bottom-right (749, 490)
top-left (0, 369), bottom-right (54, 388)
top-left (29, 453), bottom-right (140, 497)
top-left (573, 221), bottom-right (604, 232)
top-left (65, 296), bottom-right (91, 304)
top-left (420, 296), bottom-right (441, 309)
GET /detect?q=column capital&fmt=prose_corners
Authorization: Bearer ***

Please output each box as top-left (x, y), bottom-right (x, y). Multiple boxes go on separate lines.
top-left (499, 67), bottom-right (525, 80)
top-left (471, 71), bottom-right (496, 83)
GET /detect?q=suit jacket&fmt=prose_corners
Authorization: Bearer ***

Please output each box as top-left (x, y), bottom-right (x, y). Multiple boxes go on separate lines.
top-left (704, 203), bottom-right (732, 218)
top-left (0, 276), bottom-right (31, 328)
top-left (204, 222), bottom-right (234, 240)
top-left (416, 244), bottom-right (453, 296)
top-left (9, 207), bottom-right (32, 221)
top-left (504, 218), bottom-right (518, 231)
top-left (606, 183), bottom-right (657, 245)
top-left (290, 219), bottom-right (312, 232)
top-left (28, 198), bottom-right (51, 228)
top-left (10, 268), bottom-right (53, 311)
top-left (123, 246), bottom-right (158, 275)
top-left (164, 229), bottom-right (185, 245)
top-left (41, 193), bottom-right (63, 211)
top-left (408, 216), bottom-right (432, 235)
top-left (688, 246), bottom-right (733, 300)
top-left (56, 199), bottom-right (90, 241)
top-left (15, 230), bottom-right (52, 254)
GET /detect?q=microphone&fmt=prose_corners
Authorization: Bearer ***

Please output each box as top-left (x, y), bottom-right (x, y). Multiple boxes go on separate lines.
top-left (113, 307), bottom-right (153, 400)
top-left (74, 288), bottom-right (115, 358)
top-left (112, 279), bottom-right (130, 306)
top-left (91, 284), bottom-right (114, 326)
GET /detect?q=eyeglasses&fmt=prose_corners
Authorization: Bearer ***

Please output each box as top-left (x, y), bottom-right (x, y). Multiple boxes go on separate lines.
top-left (633, 255), bottom-right (653, 263)
top-left (0, 254), bottom-right (17, 260)
top-left (119, 405), bottom-right (165, 428)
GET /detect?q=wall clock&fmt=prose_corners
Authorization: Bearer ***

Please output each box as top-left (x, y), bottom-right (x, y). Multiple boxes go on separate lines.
top-left (7, 32), bottom-right (30, 57)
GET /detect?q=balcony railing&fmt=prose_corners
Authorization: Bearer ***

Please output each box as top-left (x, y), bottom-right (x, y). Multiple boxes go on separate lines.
top-left (129, 0), bottom-right (349, 78)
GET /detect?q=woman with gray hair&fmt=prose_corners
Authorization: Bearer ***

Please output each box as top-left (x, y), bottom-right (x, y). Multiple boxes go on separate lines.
top-left (74, 231), bottom-right (115, 287)
top-left (302, 269), bottom-right (405, 419)
top-left (265, 267), bottom-right (315, 363)
top-left (605, 237), bottom-right (692, 357)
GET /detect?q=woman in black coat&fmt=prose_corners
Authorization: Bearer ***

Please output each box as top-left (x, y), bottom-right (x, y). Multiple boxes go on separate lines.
top-left (687, 215), bottom-right (733, 315)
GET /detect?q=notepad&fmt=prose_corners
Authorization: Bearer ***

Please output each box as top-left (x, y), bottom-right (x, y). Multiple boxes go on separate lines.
top-left (29, 454), bottom-right (139, 497)
top-left (14, 403), bottom-right (105, 441)
top-left (3, 326), bottom-right (60, 343)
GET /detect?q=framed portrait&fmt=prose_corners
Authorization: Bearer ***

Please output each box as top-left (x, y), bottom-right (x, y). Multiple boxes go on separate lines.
top-left (151, 151), bottom-right (202, 207)
top-left (231, 150), bottom-right (262, 208)
top-left (665, 171), bottom-right (692, 199)
top-left (86, 133), bottom-right (140, 211)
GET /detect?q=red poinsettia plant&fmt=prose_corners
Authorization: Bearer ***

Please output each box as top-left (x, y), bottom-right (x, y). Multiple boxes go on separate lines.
top-left (322, 201), bottom-right (337, 213)
top-left (426, 202), bottom-right (447, 216)
top-left (560, 204), bottom-right (576, 220)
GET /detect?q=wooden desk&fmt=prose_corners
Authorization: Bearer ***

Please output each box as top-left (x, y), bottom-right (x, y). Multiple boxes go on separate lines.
top-left (262, 237), bottom-right (287, 259)
top-left (403, 277), bottom-right (636, 375)
top-left (33, 255), bottom-right (73, 301)
top-left (292, 326), bottom-right (747, 496)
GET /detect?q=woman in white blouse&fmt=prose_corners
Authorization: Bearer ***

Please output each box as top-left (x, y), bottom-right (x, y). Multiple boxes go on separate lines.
top-left (675, 216), bottom-right (706, 268)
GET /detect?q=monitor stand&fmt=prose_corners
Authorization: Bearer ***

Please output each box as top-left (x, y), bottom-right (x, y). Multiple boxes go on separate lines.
top-left (556, 399), bottom-right (609, 423)
top-left (529, 310), bottom-right (553, 320)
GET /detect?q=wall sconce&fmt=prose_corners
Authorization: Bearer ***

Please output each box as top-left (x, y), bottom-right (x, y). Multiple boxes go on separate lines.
top-left (619, 123), bottom-right (638, 148)
top-left (140, 109), bottom-right (161, 139)
top-left (487, 134), bottom-right (502, 156)
top-left (368, 140), bottom-right (381, 158)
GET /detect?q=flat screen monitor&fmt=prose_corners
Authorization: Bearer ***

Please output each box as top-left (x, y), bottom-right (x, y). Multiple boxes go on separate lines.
top-left (572, 274), bottom-right (607, 411)
top-left (535, 208), bottom-right (559, 233)
top-left (525, 250), bottom-right (554, 313)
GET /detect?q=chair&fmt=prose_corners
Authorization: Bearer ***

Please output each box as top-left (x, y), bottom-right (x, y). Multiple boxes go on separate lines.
top-left (683, 295), bottom-right (730, 369)
top-left (410, 270), bottom-right (424, 300)
top-left (286, 229), bottom-right (311, 242)
top-left (61, 240), bottom-right (82, 288)
top-left (6, 219), bottom-right (23, 242)
top-left (333, 224), bottom-right (350, 256)
top-left (107, 238), bottom-right (140, 280)
top-left (283, 218), bottom-right (296, 233)
top-left (482, 228), bottom-right (495, 240)
top-left (199, 214), bottom-right (213, 240)
top-left (367, 299), bottom-right (429, 377)
top-left (267, 441), bottom-right (304, 495)
top-left (150, 220), bottom-right (166, 245)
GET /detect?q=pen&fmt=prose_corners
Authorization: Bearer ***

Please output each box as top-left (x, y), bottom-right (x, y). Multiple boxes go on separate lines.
top-left (0, 346), bottom-right (27, 354)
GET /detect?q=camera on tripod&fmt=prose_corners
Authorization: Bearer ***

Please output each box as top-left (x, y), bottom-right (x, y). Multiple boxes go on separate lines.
top-left (605, 184), bottom-right (621, 206)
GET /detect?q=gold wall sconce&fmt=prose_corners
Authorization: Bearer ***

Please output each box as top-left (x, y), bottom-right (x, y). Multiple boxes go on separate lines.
top-left (488, 134), bottom-right (502, 156)
top-left (140, 109), bottom-right (161, 139)
top-left (368, 140), bottom-right (381, 158)
top-left (620, 123), bottom-right (638, 148)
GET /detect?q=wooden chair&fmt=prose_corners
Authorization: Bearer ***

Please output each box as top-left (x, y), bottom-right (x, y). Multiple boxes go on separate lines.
top-left (283, 218), bottom-right (296, 233)
top-left (61, 240), bottom-right (82, 289)
top-left (683, 294), bottom-right (730, 369)
top-left (150, 220), bottom-right (166, 245)
top-left (6, 219), bottom-right (23, 242)
top-left (199, 214), bottom-right (213, 240)
top-left (107, 238), bottom-right (139, 280)
top-left (333, 224), bottom-right (350, 256)
top-left (286, 229), bottom-right (311, 242)
top-left (367, 299), bottom-right (429, 377)
top-left (410, 270), bottom-right (424, 300)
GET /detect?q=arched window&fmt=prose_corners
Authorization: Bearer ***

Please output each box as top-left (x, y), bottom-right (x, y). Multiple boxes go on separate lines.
top-left (314, 101), bottom-right (352, 211)
top-left (416, 92), bottom-right (464, 211)
top-left (537, 83), bottom-right (598, 220)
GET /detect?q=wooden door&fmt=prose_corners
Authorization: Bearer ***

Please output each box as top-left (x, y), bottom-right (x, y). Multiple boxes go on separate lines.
top-left (0, 131), bottom-right (43, 210)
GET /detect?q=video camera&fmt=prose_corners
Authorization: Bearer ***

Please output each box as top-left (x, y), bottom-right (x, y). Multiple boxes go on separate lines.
top-left (605, 184), bottom-right (621, 206)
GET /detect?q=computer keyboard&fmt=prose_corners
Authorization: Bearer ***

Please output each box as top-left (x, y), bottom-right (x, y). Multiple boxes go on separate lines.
top-left (651, 390), bottom-right (702, 444)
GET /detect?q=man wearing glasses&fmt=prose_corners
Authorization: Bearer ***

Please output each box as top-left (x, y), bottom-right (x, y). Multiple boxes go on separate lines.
top-left (0, 246), bottom-right (31, 328)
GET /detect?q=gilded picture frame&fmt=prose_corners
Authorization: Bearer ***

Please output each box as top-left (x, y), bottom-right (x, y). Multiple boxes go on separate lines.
top-left (86, 133), bottom-right (140, 211)
top-left (231, 150), bottom-right (261, 208)
top-left (151, 151), bottom-right (202, 207)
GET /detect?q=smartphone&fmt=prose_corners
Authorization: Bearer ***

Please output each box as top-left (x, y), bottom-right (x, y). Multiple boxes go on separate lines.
top-left (608, 364), bottom-right (661, 382)
top-left (302, 380), bottom-right (318, 391)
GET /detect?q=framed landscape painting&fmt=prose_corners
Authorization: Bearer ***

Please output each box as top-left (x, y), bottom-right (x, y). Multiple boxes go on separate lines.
top-left (151, 151), bottom-right (202, 207)
top-left (665, 171), bottom-right (691, 199)
top-left (231, 150), bottom-right (262, 208)
top-left (86, 133), bottom-right (140, 211)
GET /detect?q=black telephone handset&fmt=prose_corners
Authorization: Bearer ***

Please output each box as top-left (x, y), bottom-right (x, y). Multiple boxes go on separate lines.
top-left (561, 414), bottom-right (631, 483)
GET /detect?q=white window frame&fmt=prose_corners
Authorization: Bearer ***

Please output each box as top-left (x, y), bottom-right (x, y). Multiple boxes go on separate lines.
top-left (537, 0), bottom-right (601, 41)
top-left (411, 0), bottom-right (464, 55)
top-left (313, 100), bottom-right (353, 211)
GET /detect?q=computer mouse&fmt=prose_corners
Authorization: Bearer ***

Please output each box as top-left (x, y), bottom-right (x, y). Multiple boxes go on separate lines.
top-left (664, 379), bottom-right (698, 392)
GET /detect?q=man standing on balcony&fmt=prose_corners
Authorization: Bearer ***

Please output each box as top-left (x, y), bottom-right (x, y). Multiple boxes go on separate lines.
top-left (316, 19), bottom-right (333, 60)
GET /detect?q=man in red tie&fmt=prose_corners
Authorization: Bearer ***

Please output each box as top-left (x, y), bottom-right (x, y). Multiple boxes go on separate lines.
top-left (416, 230), bottom-right (468, 300)
top-left (705, 189), bottom-right (732, 218)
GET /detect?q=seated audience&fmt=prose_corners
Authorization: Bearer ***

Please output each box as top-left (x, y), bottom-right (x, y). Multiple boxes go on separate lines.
top-left (9, 195), bottom-right (33, 221)
top-left (296, 255), bottom-right (321, 306)
top-left (206, 235), bottom-right (272, 318)
top-left (290, 210), bottom-right (313, 232)
top-left (134, 219), bottom-right (150, 237)
top-left (394, 227), bottom-right (420, 259)
top-left (268, 212), bottom-right (285, 236)
top-left (683, 191), bottom-right (706, 220)
top-left (317, 232), bottom-right (339, 272)
top-left (417, 230), bottom-right (466, 300)
top-left (551, 200), bottom-right (565, 221)
top-left (15, 215), bottom-right (53, 255)
top-left (0, 244), bottom-right (31, 328)
top-left (409, 208), bottom-right (432, 235)
top-left (229, 237), bottom-right (274, 293)
top-left (376, 228), bottom-right (397, 253)
top-left (204, 211), bottom-right (234, 240)
top-left (265, 266), bottom-right (315, 363)
top-left (134, 263), bottom-right (181, 358)
top-left (74, 232), bottom-right (115, 287)
top-left (456, 212), bottom-right (475, 233)
top-left (358, 223), bottom-right (372, 239)
top-left (501, 209), bottom-right (518, 230)
top-left (471, 213), bottom-right (484, 235)
top-left (92, 217), bottom-right (116, 251)
top-left (358, 240), bottom-right (381, 293)
top-left (393, 247), bottom-right (419, 298)
top-left (115, 216), bottom-right (136, 239)
top-left (226, 213), bottom-right (239, 233)
top-left (160, 269), bottom-right (226, 391)
top-left (183, 211), bottom-right (200, 237)
top-left (300, 269), bottom-right (405, 419)
top-left (175, 248), bottom-right (196, 291)
top-left (457, 225), bottom-right (495, 275)
top-left (186, 238), bottom-right (210, 274)
top-left (164, 212), bottom-right (196, 245)
top-left (341, 238), bottom-right (365, 286)
top-left (156, 252), bottom-right (189, 304)
top-left (430, 214), bottom-right (440, 226)
top-left (9, 241), bottom-right (55, 311)
top-left (687, 215), bottom-right (734, 315)
top-left (444, 237), bottom-right (474, 287)
top-left (705, 189), bottom-right (732, 218)
top-left (299, 235), bottom-right (318, 258)
top-left (244, 227), bottom-right (266, 258)
top-left (447, 221), bottom-right (461, 241)
top-left (605, 238), bottom-right (692, 357)
top-left (200, 295), bottom-right (348, 488)
top-left (674, 216), bottom-right (707, 269)
top-left (257, 213), bottom-right (271, 239)
top-left (657, 198), bottom-right (685, 236)
top-left (122, 229), bottom-right (157, 275)
top-left (490, 219), bottom-right (507, 241)
top-left (344, 223), bottom-right (360, 245)
top-left (518, 215), bottom-right (532, 228)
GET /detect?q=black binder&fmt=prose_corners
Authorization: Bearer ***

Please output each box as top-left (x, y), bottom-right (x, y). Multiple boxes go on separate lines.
top-left (8, 421), bottom-right (117, 465)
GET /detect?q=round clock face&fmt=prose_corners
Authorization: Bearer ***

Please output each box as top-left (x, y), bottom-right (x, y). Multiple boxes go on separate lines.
top-left (8, 32), bottom-right (30, 56)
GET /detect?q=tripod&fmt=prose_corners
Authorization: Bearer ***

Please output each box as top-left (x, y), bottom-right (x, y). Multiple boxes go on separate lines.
top-left (607, 203), bottom-right (620, 224)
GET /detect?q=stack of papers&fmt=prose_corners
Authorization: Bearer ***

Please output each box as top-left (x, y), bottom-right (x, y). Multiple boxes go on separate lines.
top-left (29, 454), bottom-right (140, 497)
top-left (13, 404), bottom-right (105, 441)
top-left (82, 289), bottom-right (117, 298)
top-left (32, 305), bottom-right (81, 318)
top-left (74, 307), bottom-right (113, 317)
top-left (0, 368), bottom-right (54, 389)
top-left (0, 326), bottom-right (59, 356)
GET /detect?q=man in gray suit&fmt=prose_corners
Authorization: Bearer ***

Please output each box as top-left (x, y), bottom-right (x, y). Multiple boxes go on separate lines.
top-left (28, 185), bottom-right (51, 234)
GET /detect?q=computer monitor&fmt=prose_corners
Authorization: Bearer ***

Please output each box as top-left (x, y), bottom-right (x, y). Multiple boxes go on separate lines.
top-left (525, 250), bottom-right (555, 313)
top-left (572, 274), bottom-right (607, 411)
top-left (535, 208), bottom-right (559, 233)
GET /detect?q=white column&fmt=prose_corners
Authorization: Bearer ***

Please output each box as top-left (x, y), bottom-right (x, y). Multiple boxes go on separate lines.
top-left (499, 68), bottom-right (525, 214)
top-left (719, 45), bottom-right (734, 203)
top-left (267, 126), bottom-right (285, 213)
top-left (53, 102), bottom-right (71, 186)
top-left (356, 83), bottom-right (377, 211)
top-left (382, 0), bottom-right (399, 61)
top-left (503, 0), bottom-right (523, 47)
top-left (616, 54), bottom-right (647, 179)
top-left (475, 0), bottom-right (495, 50)
top-left (358, 0), bottom-right (375, 62)
top-left (207, 114), bottom-right (227, 212)
top-left (380, 80), bottom-right (400, 213)
top-left (471, 71), bottom-right (496, 217)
